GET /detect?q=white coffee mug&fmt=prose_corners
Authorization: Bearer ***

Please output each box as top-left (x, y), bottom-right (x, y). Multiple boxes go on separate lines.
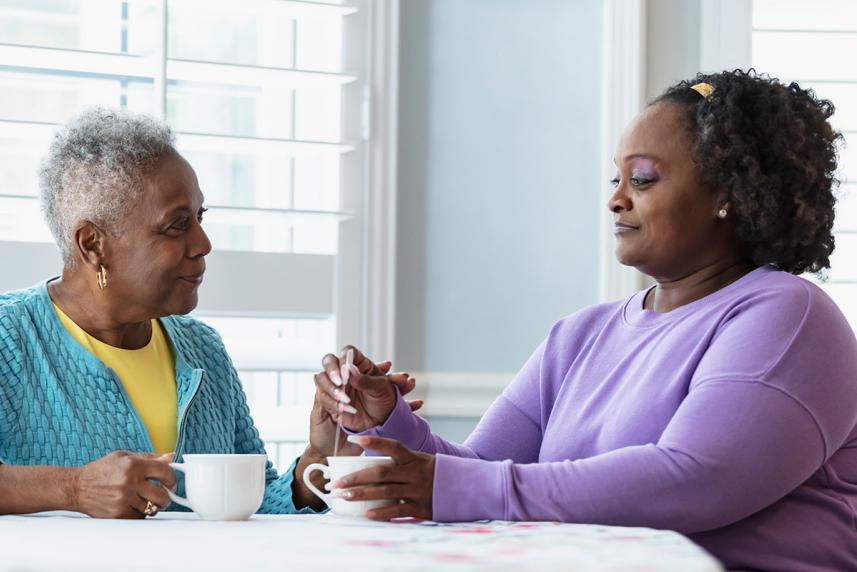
top-left (167, 454), bottom-right (266, 521)
top-left (303, 456), bottom-right (394, 517)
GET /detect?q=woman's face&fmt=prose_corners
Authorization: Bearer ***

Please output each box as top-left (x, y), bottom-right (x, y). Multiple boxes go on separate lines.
top-left (609, 102), bottom-right (728, 279)
top-left (106, 152), bottom-right (211, 318)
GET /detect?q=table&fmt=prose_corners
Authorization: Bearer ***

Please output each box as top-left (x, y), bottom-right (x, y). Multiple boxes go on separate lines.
top-left (0, 511), bottom-right (723, 571)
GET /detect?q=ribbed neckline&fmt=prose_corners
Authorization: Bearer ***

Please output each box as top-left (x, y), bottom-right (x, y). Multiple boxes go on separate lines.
top-left (622, 265), bottom-right (774, 328)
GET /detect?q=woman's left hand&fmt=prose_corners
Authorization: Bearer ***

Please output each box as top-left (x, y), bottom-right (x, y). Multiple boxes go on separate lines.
top-left (331, 435), bottom-right (435, 521)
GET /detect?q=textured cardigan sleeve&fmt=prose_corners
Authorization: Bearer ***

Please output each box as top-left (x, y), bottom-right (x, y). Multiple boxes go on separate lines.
top-left (219, 339), bottom-right (323, 515)
top-left (357, 343), bottom-right (547, 465)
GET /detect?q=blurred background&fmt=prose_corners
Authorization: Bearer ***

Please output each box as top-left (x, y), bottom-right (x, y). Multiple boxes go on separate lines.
top-left (0, 0), bottom-right (854, 471)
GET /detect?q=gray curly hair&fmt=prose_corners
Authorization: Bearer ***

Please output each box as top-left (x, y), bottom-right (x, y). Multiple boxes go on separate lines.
top-left (38, 106), bottom-right (176, 264)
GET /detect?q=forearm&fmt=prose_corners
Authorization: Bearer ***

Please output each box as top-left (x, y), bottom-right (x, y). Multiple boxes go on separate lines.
top-left (0, 464), bottom-right (79, 515)
top-left (355, 395), bottom-right (479, 457)
top-left (434, 381), bottom-right (826, 531)
top-left (361, 392), bottom-right (542, 464)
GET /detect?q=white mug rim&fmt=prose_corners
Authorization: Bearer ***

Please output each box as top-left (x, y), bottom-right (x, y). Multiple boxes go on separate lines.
top-left (324, 455), bottom-right (392, 464)
top-left (181, 454), bottom-right (267, 462)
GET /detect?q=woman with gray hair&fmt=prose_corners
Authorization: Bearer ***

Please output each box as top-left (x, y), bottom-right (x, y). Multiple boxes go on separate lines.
top-left (0, 107), bottom-right (415, 518)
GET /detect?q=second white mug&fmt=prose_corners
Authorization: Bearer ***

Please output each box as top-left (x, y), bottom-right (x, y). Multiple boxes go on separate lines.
top-left (303, 456), bottom-right (395, 518)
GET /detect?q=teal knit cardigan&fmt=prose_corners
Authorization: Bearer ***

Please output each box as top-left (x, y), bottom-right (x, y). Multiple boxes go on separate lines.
top-left (0, 280), bottom-right (318, 514)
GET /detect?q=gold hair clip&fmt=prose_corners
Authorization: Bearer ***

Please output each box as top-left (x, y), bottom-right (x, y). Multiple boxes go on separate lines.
top-left (691, 82), bottom-right (714, 99)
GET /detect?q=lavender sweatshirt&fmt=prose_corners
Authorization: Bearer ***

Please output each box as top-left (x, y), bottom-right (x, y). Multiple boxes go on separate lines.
top-left (362, 266), bottom-right (857, 571)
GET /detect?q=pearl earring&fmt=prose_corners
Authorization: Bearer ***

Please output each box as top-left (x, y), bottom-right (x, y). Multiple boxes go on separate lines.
top-left (717, 208), bottom-right (728, 219)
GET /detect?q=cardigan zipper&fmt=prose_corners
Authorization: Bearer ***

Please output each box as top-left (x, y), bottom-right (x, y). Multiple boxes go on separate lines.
top-left (174, 370), bottom-right (205, 460)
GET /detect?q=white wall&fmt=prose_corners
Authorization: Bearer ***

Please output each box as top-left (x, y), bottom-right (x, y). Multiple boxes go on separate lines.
top-left (394, 0), bottom-right (604, 438)
top-left (395, 0), bottom-right (603, 373)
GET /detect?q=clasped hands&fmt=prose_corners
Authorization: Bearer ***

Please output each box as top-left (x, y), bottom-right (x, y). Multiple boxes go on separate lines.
top-left (308, 346), bottom-right (436, 520)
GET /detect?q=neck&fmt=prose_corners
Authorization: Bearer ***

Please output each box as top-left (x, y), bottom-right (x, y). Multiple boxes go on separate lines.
top-left (48, 270), bottom-right (152, 349)
top-left (644, 258), bottom-right (758, 313)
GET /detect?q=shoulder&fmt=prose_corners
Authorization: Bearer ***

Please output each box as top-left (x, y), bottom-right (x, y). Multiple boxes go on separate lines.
top-left (714, 268), bottom-right (850, 348)
top-left (731, 267), bottom-right (814, 311)
top-left (162, 314), bottom-right (226, 346)
top-left (0, 283), bottom-right (48, 342)
top-left (0, 284), bottom-right (44, 319)
top-left (160, 314), bottom-right (234, 370)
top-left (695, 268), bottom-right (855, 369)
top-left (703, 268), bottom-right (857, 454)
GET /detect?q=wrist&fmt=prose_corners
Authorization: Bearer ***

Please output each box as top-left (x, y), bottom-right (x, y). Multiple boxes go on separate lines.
top-left (64, 466), bottom-right (82, 512)
top-left (302, 445), bottom-right (327, 464)
top-left (292, 448), bottom-right (327, 511)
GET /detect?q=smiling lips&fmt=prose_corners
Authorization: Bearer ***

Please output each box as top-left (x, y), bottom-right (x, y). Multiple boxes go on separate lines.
top-left (614, 221), bottom-right (640, 234)
top-left (179, 273), bottom-right (204, 286)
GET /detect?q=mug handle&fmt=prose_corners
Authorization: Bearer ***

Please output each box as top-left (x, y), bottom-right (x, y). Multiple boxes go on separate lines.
top-left (302, 463), bottom-right (332, 507)
top-left (166, 462), bottom-right (193, 511)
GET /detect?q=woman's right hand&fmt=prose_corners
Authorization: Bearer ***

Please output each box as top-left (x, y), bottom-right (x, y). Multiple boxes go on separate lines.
top-left (314, 346), bottom-right (421, 435)
top-left (71, 451), bottom-right (176, 518)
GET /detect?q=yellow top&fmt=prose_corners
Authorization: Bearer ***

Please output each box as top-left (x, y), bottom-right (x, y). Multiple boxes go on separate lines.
top-left (53, 304), bottom-right (178, 454)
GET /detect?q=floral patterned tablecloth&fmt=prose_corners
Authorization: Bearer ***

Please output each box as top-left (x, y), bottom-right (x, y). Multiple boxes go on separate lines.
top-left (0, 511), bottom-right (723, 571)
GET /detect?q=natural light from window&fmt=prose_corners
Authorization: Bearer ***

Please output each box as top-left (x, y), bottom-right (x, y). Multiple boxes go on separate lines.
top-left (753, 0), bottom-right (857, 329)
top-left (0, 0), bottom-right (362, 471)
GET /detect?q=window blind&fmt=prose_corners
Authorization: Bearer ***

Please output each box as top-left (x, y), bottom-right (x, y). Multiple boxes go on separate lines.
top-left (752, 0), bottom-right (857, 328)
top-left (0, 0), bottom-right (370, 470)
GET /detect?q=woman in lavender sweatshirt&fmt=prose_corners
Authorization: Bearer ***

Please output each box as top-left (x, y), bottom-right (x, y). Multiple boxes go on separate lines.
top-left (306, 70), bottom-right (857, 571)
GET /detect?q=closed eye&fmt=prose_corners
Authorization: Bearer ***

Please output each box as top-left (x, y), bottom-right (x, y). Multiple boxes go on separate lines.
top-left (630, 177), bottom-right (655, 188)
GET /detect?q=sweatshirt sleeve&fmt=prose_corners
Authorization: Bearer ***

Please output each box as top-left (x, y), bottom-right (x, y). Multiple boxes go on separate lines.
top-left (431, 284), bottom-right (857, 531)
top-left (358, 343), bottom-right (546, 464)
top-left (432, 379), bottom-right (825, 530)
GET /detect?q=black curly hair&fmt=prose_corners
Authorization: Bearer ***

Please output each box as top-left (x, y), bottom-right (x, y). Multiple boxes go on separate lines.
top-left (653, 69), bottom-right (842, 275)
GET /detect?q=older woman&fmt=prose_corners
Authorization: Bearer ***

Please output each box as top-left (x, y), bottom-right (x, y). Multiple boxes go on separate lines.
top-left (0, 107), bottom-right (418, 518)
top-left (310, 70), bottom-right (857, 571)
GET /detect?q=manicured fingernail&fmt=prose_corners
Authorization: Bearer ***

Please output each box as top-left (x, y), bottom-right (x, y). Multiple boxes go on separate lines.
top-left (331, 489), bottom-right (353, 499)
top-left (334, 389), bottom-right (351, 404)
top-left (348, 363), bottom-right (361, 376)
top-left (330, 370), bottom-right (343, 386)
top-left (339, 403), bottom-right (358, 414)
top-left (346, 348), bottom-right (355, 365)
top-left (347, 435), bottom-right (367, 445)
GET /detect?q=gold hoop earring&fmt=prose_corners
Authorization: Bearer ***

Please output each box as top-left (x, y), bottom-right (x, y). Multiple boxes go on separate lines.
top-left (717, 208), bottom-right (728, 219)
top-left (96, 265), bottom-right (108, 290)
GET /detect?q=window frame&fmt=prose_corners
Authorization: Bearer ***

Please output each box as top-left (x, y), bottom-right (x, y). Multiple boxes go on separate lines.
top-left (0, 0), bottom-right (400, 355)
top-left (0, 0), bottom-right (402, 468)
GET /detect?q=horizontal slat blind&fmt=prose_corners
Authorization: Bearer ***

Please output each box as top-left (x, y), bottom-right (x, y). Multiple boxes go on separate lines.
top-left (0, 0), bottom-right (368, 471)
top-left (753, 0), bottom-right (857, 328)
